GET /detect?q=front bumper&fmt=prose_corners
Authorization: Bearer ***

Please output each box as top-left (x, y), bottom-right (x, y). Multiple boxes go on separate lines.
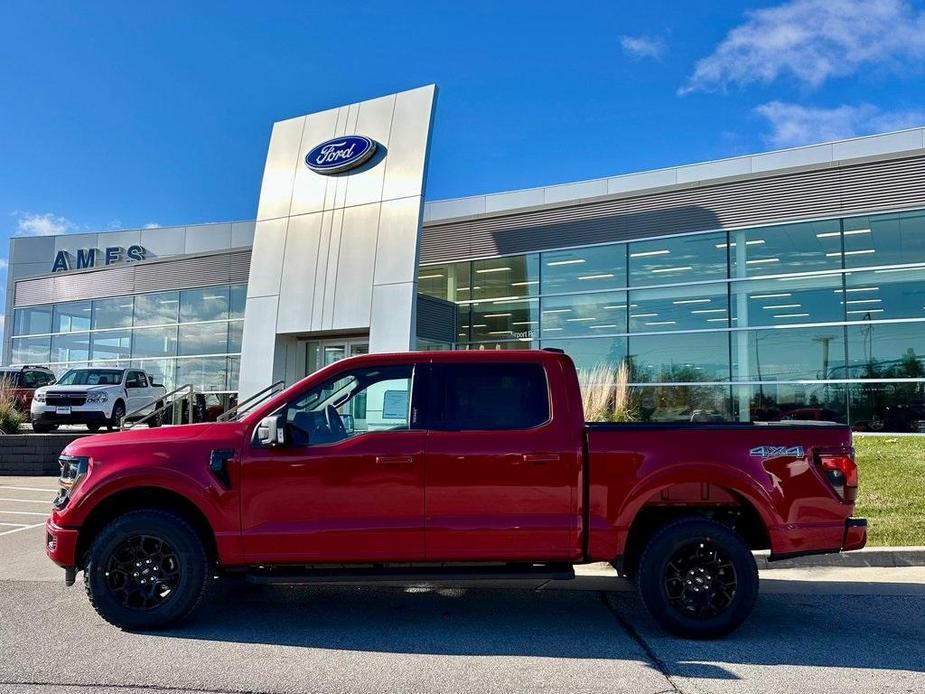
top-left (32, 408), bottom-right (110, 425)
top-left (45, 517), bottom-right (79, 568)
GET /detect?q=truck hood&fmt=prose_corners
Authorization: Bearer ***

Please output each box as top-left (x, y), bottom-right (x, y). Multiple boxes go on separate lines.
top-left (62, 422), bottom-right (216, 456)
top-left (39, 384), bottom-right (115, 393)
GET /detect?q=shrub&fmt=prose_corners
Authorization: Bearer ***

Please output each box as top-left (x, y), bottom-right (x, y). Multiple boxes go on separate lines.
top-left (0, 381), bottom-right (26, 434)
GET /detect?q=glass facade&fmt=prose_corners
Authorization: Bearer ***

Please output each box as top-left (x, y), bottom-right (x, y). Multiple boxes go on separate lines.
top-left (419, 209), bottom-right (925, 430)
top-left (10, 283), bottom-right (246, 393)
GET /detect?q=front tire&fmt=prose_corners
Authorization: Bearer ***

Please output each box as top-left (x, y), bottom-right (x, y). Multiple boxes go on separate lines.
top-left (637, 517), bottom-right (758, 639)
top-left (107, 400), bottom-right (126, 431)
top-left (148, 402), bottom-right (164, 428)
top-left (84, 509), bottom-right (209, 630)
top-left (86, 423), bottom-right (101, 432)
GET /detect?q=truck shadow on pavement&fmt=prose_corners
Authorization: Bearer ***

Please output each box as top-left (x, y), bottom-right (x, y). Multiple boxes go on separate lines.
top-left (161, 578), bottom-right (925, 679)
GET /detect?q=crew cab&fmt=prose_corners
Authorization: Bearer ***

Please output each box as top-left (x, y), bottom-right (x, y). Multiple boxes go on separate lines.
top-left (45, 350), bottom-right (866, 638)
top-left (32, 367), bottom-right (167, 433)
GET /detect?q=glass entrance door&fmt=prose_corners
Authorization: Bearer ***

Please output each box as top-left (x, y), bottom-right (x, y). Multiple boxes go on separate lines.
top-left (305, 339), bottom-right (369, 375)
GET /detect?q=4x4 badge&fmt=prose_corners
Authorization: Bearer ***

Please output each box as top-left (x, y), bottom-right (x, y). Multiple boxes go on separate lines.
top-left (749, 445), bottom-right (805, 459)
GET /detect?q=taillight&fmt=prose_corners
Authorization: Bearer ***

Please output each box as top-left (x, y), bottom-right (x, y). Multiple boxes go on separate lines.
top-left (816, 448), bottom-right (858, 503)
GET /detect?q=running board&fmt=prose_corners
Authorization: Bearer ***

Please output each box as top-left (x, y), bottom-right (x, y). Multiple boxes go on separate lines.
top-left (245, 563), bottom-right (576, 586)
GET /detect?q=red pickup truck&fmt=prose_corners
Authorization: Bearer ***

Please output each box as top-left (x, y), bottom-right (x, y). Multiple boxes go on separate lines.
top-left (45, 350), bottom-right (866, 638)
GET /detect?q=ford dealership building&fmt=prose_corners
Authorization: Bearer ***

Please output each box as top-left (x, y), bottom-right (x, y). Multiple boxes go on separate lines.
top-left (6, 85), bottom-right (925, 429)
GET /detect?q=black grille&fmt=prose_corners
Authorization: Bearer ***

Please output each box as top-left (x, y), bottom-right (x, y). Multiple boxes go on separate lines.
top-left (46, 392), bottom-right (88, 407)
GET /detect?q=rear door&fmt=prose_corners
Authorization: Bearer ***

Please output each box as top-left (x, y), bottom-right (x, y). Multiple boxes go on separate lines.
top-left (423, 360), bottom-right (583, 561)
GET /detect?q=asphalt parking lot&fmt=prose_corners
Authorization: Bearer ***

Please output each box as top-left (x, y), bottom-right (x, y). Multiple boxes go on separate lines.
top-left (1, 475), bottom-right (924, 694)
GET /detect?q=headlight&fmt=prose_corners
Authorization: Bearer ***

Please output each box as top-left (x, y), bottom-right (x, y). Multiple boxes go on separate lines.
top-left (54, 455), bottom-right (90, 509)
top-left (34, 392), bottom-right (46, 403)
top-left (86, 392), bottom-right (108, 403)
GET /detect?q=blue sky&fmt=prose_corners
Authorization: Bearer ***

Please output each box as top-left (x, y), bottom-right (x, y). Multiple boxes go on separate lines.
top-left (2, 0), bottom-right (925, 340)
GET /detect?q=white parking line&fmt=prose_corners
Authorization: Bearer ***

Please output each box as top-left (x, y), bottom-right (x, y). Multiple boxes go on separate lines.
top-left (0, 522), bottom-right (45, 537)
top-left (0, 498), bottom-right (50, 504)
top-left (0, 522), bottom-right (29, 527)
top-left (0, 485), bottom-right (58, 493)
top-left (0, 510), bottom-right (48, 516)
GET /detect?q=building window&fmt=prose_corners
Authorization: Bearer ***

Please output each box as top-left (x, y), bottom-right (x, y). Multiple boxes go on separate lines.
top-left (541, 244), bottom-right (626, 294)
top-left (629, 231), bottom-right (727, 285)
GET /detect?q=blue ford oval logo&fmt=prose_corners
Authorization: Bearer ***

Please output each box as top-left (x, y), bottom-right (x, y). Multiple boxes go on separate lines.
top-left (305, 135), bottom-right (377, 174)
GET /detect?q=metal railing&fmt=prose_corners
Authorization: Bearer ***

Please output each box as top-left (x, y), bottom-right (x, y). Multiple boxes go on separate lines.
top-left (122, 384), bottom-right (196, 430)
top-left (217, 380), bottom-right (286, 422)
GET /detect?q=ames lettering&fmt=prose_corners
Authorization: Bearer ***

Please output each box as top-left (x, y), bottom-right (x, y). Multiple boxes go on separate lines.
top-left (51, 245), bottom-right (147, 273)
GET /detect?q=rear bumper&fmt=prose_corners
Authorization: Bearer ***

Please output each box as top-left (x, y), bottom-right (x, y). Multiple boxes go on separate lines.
top-left (45, 518), bottom-right (79, 568)
top-left (843, 517), bottom-right (868, 552)
top-left (769, 517), bottom-right (867, 561)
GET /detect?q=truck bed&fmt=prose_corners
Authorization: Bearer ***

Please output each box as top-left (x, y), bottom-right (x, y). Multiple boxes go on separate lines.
top-left (582, 420), bottom-right (855, 562)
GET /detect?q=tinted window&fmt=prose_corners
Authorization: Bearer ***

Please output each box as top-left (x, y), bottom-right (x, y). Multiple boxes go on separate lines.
top-left (282, 365), bottom-right (415, 446)
top-left (430, 363), bottom-right (550, 431)
top-left (22, 371), bottom-right (43, 388)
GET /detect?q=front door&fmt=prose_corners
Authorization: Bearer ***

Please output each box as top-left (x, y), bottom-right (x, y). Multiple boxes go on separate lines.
top-left (423, 361), bottom-right (583, 562)
top-left (240, 361), bottom-right (426, 564)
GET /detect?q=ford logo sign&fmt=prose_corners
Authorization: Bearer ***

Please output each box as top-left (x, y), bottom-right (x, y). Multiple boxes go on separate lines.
top-left (305, 135), bottom-right (377, 174)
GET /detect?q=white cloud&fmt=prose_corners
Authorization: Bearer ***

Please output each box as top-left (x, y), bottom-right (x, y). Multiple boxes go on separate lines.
top-left (681, 0), bottom-right (925, 94)
top-left (143, 222), bottom-right (161, 229)
top-left (12, 211), bottom-right (75, 236)
top-left (755, 101), bottom-right (925, 147)
top-left (619, 35), bottom-right (666, 60)
top-left (0, 259), bottom-right (7, 271)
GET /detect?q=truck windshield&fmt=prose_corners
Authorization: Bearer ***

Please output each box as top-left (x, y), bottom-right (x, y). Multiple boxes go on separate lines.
top-left (57, 369), bottom-right (124, 386)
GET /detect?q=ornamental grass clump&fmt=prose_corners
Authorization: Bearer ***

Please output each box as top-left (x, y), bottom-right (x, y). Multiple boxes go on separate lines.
top-left (0, 381), bottom-right (26, 434)
top-left (577, 361), bottom-right (638, 423)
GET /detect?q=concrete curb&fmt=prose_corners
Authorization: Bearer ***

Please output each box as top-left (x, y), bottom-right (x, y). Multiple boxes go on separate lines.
top-left (755, 546), bottom-right (925, 569)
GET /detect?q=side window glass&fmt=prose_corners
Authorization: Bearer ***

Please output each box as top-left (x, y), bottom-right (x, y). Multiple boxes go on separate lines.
top-left (282, 365), bottom-right (415, 446)
top-left (22, 372), bottom-right (39, 388)
top-left (431, 363), bottom-right (550, 431)
top-left (126, 372), bottom-right (140, 388)
top-left (138, 372), bottom-right (149, 388)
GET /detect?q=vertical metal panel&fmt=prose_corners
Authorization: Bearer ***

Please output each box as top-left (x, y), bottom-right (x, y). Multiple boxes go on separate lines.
top-left (416, 294), bottom-right (457, 343)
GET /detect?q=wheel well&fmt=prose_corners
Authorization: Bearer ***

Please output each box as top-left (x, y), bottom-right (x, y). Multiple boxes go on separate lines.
top-left (75, 487), bottom-right (217, 569)
top-left (617, 492), bottom-right (770, 579)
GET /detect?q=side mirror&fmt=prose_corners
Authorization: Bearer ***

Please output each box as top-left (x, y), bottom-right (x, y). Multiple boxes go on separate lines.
top-left (256, 415), bottom-right (287, 447)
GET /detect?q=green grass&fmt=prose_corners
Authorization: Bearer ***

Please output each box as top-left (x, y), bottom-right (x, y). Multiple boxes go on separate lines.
top-left (854, 435), bottom-right (925, 546)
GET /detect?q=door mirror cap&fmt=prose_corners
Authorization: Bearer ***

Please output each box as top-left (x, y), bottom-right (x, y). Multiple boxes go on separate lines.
top-left (256, 415), bottom-right (287, 447)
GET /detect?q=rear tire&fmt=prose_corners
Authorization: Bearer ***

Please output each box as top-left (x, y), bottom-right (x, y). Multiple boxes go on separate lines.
top-left (637, 517), bottom-right (758, 639)
top-left (84, 509), bottom-right (209, 630)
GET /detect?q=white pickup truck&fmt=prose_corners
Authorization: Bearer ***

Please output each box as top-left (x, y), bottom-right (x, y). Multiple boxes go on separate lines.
top-left (31, 367), bottom-right (167, 433)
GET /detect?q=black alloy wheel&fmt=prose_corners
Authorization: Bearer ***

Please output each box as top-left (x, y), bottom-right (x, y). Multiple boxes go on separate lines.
top-left (662, 539), bottom-right (737, 619)
top-left (84, 509), bottom-right (209, 629)
top-left (104, 534), bottom-right (182, 610)
top-left (638, 517), bottom-right (758, 639)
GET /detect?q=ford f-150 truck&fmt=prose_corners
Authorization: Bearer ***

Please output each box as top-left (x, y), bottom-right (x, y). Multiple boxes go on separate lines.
top-left (45, 350), bottom-right (866, 638)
